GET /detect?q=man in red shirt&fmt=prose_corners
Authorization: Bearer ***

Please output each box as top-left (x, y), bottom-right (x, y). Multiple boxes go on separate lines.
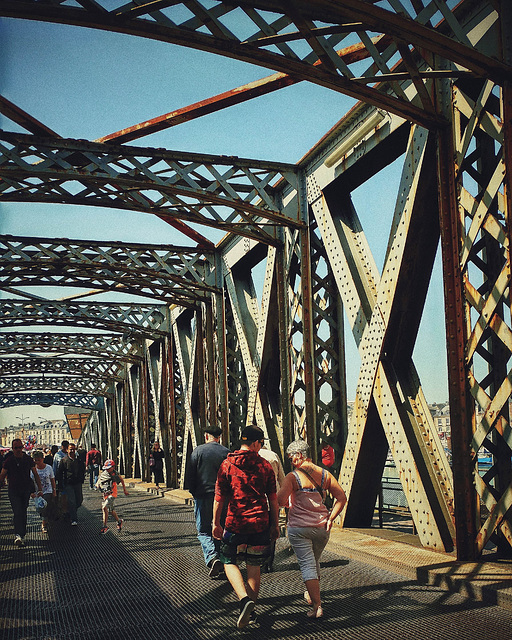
top-left (213, 425), bottom-right (279, 629)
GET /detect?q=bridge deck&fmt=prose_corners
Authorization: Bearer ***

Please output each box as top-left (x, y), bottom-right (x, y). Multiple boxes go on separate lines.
top-left (1, 485), bottom-right (512, 640)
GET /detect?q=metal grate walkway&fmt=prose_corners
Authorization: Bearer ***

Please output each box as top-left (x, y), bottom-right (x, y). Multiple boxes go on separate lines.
top-left (1, 488), bottom-right (512, 640)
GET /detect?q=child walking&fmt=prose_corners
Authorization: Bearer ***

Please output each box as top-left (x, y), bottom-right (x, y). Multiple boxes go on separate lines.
top-left (96, 459), bottom-right (129, 534)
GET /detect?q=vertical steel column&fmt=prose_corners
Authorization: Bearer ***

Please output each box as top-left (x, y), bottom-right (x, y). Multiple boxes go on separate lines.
top-left (436, 114), bottom-right (477, 560)
top-left (275, 242), bottom-right (293, 459)
top-left (140, 358), bottom-right (151, 482)
top-left (165, 334), bottom-right (178, 487)
top-left (298, 169), bottom-right (318, 463)
top-left (195, 305), bottom-right (207, 432)
top-left (215, 252), bottom-right (229, 444)
top-left (205, 297), bottom-right (217, 429)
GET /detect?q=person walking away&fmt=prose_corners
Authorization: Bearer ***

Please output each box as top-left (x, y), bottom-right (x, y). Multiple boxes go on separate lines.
top-left (53, 440), bottom-right (69, 475)
top-left (149, 441), bottom-right (165, 487)
top-left (44, 445), bottom-right (58, 466)
top-left (76, 445), bottom-right (87, 466)
top-left (85, 443), bottom-right (102, 490)
top-left (30, 449), bottom-right (56, 534)
top-left (56, 443), bottom-right (86, 526)
top-left (96, 459), bottom-right (129, 534)
top-left (278, 439), bottom-right (347, 620)
top-left (0, 439), bottom-right (44, 547)
top-left (213, 425), bottom-right (279, 629)
top-left (258, 443), bottom-right (286, 572)
top-left (185, 426), bottom-right (229, 578)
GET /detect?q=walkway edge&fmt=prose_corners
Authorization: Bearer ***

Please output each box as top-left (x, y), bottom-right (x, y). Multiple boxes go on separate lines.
top-left (328, 528), bottom-right (512, 611)
top-left (125, 480), bottom-right (512, 611)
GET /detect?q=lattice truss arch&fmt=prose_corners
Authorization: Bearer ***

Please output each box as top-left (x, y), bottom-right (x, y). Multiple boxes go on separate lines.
top-left (0, 236), bottom-right (218, 305)
top-left (451, 79), bottom-right (512, 554)
top-left (0, 0), bottom-right (508, 128)
top-left (0, 133), bottom-right (299, 246)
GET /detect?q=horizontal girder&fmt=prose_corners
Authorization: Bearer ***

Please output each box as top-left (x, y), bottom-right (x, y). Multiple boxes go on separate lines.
top-left (0, 375), bottom-right (111, 396)
top-left (0, 392), bottom-right (102, 410)
top-left (0, 332), bottom-right (142, 362)
top-left (0, 132), bottom-right (300, 246)
top-left (0, 235), bottom-right (218, 303)
top-left (0, 300), bottom-right (171, 338)
top-left (0, 1), bottom-right (508, 128)
top-left (0, 357), bottom-right (125, 382)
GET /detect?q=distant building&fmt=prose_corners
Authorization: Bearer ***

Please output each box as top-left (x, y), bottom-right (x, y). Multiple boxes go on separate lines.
top-left (1, 420), bottom-right (70, 449)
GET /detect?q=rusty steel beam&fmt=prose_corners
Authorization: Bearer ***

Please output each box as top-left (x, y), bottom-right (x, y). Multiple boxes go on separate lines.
top-left (98, 35), bottom-right (393, 144)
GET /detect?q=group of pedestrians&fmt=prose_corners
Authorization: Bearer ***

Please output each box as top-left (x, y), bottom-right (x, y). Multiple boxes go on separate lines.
top-left (186, 423), bottom-right (347, 629)
top-left (0, 439), bottom-right (129, 541)
top-left (2, 427), bottom-right (345, 628)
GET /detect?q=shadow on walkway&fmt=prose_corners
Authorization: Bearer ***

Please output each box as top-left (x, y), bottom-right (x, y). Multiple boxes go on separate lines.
top-left (2, 490), bottom-right (512, 640)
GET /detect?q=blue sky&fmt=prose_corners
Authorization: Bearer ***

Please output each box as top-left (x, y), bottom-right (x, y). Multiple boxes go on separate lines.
top-left (0, 17), bottom-right (448, 429)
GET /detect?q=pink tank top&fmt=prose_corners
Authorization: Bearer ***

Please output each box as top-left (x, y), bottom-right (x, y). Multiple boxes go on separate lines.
top-left (288, 469), bottom-right (329, 528)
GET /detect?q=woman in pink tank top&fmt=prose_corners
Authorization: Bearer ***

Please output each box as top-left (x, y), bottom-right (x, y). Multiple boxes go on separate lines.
top-left (278, 439), bottom-right (347, 620)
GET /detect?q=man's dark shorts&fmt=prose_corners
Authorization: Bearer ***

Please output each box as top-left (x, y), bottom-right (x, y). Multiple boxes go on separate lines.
top-left (220, 529), bottom-right (271, 567)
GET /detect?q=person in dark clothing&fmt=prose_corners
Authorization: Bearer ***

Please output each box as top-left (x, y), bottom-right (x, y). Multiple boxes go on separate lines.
top-left (0, 439), bottom-right (44, 547)
top-left (44, 445), bottom-right (58, 467)
top-left (85, 444), bottom-right (102, 489)
top-left (185, 426), bottom-right (229, 578)
top-left (56, 443), bottom-right (86, 526)
top-left (149, 441), bottom-right (165, 487)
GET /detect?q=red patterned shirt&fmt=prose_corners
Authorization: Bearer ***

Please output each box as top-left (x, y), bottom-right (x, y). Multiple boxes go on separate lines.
top-left (215, 449), bottom-right (277, 534)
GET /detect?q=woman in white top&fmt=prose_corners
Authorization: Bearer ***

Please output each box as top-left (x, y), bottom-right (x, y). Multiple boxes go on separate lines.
top-left (30, 450), bottom-right (56, 533)
top-left (277, 439), bottom-right (346, 619)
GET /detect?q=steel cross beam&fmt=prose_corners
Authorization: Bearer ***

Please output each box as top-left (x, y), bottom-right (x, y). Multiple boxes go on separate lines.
top-left (0, 393), bottom-right (102, 410)
top-left (0, 132), bottom-right (300, 246)
top-left (0, 357), bottom-right (125, 382)
top-left (0, 332), bottom-right (142, 362)
top-left (0, 235), bottom-right (218, 303)
top-left (0, 300), bottom-right (170, 338)
top-left (308, 125), bottom-right (455, 550)
top-left (1, 1), bottom-right (508, 128)
top-left (0, 375), bottom-right (112, 396)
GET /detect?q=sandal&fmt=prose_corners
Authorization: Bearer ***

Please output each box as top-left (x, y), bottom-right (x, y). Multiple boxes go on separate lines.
top-left (304, 590), bottom-right (312, 605)
top-left (307, 606), bottom-right (323, 619)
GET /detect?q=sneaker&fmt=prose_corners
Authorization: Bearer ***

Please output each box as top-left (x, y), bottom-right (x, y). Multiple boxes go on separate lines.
top-left (248, 612), bottom-right (259, 626)
top-left (14, 535), bottom-right (22, 547)
top-left (116, 519), bottom-right (123, 531)
top-left (100, 527), bottom-right (108, 534)
top-left (237, 598), bottom-right (255, 629)
top-left (208, 558), bottom-right (223, 578)
top-left (71, 521), bottom-right (78, 526)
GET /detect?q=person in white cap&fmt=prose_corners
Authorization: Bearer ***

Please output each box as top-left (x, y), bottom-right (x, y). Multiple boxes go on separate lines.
top-left (96, 459), bottom-right (129, 534)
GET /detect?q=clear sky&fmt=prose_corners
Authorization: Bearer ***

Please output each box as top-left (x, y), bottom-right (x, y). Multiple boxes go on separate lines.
top-left (0, 17), bottom-right (448, 429)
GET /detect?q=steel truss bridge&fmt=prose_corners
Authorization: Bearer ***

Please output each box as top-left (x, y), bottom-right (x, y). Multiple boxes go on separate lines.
top-left (0, 0), bottom-right (511, 562)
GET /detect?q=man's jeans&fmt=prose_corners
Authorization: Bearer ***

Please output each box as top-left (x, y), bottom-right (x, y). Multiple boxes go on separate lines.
top-left (89, 464), bottom-right (99, 489)
top-left (8, 490), bottom-right (31, 538)
top-left (62, 484), bottom-right (83, 522)
top-left (193, 494), bottom-right (218, 566)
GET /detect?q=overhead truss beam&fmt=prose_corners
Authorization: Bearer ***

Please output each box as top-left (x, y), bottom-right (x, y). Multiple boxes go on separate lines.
top-left (0, 132), bottom-right (300, 246)
top-left (0, 235), bottom-right (218, 303)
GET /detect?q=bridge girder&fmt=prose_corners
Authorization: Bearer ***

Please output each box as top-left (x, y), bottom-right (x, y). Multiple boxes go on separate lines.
top-left (0, 300), bottom-right (171, 338)
top-left (0, 132), bottom-right (299, 246)
top-left (0, 332), bottom-right (143, 363)
top-left (0, 357), bottom-right (125, 382)
top-left (0, 0), bottom-right (508, 128)
top-left (0, 392), bottom-right (102, 410)
top-left (0, 235), bottom-right (218, 303)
